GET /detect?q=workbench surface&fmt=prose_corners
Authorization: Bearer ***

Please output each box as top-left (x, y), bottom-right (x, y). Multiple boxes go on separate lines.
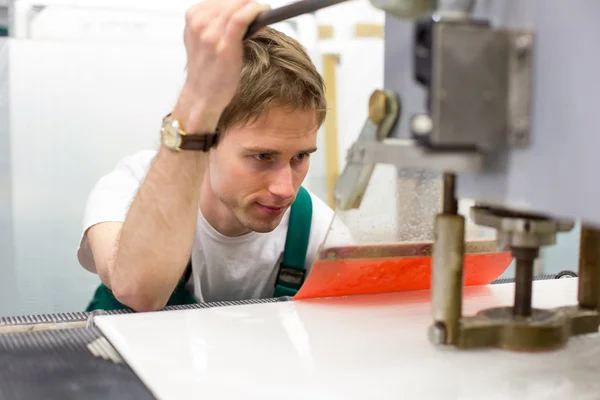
top-left (95, 279), bottom-right (600, 400)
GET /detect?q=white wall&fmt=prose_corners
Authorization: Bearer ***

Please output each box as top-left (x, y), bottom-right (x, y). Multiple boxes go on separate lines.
top-left (3, 39), bottom-right (189, 315)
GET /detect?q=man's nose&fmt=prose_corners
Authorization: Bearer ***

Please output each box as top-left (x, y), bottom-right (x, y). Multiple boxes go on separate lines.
top-left (269, 166), bottom-right (296, 200)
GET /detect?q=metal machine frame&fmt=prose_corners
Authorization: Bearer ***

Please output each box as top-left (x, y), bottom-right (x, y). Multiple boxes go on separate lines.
top-left (334, 0), bottom-right (600, 351)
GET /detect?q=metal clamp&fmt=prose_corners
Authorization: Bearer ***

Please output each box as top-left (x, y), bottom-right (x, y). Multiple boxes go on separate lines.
top-left (430, 201), bottom-right (600, 352)
top-left (411, 17), bottom-right (534, 152)
top-left (470, 205), bottom-right (575, 249)
top-left (334, 89), bottom-right (401, 211)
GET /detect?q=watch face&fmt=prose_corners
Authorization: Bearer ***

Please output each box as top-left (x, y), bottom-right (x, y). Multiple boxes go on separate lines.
top-left (161, 118), bottom-right (182, 150)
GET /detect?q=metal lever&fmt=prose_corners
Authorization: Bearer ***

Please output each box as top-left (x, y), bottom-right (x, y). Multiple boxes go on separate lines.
top-left (243, 0), bottom-right (350, 39)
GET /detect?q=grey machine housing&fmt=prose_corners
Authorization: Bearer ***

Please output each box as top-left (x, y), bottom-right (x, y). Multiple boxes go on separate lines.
top-left (381, 0), bottom-right (600, 228)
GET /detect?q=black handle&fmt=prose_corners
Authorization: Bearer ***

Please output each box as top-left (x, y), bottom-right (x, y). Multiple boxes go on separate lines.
top-left (243, 0), bottom-right (350, 39)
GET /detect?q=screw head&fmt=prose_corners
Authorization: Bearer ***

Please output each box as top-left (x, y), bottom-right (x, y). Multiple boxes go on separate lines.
top-left (428, 322), bottom-right (447, 345)
top-left (515, 34), bottom-right (532, 57)
top-left (411, 114), bottom-right (433, 136)
top-left (369, 90), bottom-right (388, 124)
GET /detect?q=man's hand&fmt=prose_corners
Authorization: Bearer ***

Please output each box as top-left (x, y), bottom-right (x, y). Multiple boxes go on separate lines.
top-left (174, 0), bottom-right (271, 133)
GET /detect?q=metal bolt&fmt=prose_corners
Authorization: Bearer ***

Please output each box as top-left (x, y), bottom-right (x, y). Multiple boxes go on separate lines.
top-left (515, 34), bottom-right (532, 57)
top-left (368, 89), bottom-right (388, 124)
top-left (428, 322), bottom-right (447, 345)
top-left (411, 114), bottom-right (433, 136)
top-left (511, 118), bottom-right (529, 146)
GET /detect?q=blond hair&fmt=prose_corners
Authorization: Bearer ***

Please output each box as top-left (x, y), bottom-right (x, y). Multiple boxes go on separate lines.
top-left (218, 27), bottom-right (326, 131)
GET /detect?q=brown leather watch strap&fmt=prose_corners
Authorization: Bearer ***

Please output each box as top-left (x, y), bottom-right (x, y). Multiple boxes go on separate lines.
top-left (179, 130), bottom-right (220, 151)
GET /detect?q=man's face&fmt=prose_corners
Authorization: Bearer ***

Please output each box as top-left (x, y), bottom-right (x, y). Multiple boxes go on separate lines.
top-left (207, 106), bottom-right (319, 233)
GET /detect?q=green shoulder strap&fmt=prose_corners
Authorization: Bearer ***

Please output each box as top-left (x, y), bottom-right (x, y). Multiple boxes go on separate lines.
top-left (273, 186), bottom-right (313, 298)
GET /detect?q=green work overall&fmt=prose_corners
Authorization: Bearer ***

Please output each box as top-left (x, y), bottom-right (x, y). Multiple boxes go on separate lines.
top-left (85, 186), bottom-right (313, 311)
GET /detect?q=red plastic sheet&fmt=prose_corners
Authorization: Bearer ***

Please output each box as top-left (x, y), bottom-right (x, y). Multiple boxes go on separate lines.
top-left (294, 241), bottom-right (512, 300)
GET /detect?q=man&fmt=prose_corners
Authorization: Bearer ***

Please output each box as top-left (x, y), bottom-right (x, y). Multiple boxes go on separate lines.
top-left (77, 0), bottom-right (353, 312)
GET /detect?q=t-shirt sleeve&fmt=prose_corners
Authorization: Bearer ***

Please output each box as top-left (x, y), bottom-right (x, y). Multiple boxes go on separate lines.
top-left (304, 191), bottom-right (355, 271)
top-left (77, 150), bottom-right (156, 273)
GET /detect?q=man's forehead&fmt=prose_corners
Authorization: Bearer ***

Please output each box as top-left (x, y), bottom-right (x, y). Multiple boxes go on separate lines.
top-left (242, 145), bottom-right (318, 155)
top-left (240, 106), bottom-right (320, 133)
top-left (238, 112), bottom-right (319, 154)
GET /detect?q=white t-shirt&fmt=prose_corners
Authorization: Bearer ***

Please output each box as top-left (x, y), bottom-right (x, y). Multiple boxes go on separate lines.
top-left (77, 150), bottom-right (354, 302)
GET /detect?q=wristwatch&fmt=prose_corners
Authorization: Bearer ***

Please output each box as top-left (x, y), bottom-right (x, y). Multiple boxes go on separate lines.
top-left (160, 113), bottom-right (219, 152)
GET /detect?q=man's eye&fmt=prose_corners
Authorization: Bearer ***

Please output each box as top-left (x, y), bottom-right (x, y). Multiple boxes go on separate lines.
top-left (253, 154), bottom-right (271, 161)
top-left (295, 153), bottom-right (309, 160)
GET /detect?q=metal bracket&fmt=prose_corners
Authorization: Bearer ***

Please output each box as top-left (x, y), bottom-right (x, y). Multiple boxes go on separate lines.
top-left (414, 20), bottom-right (534, 151)
top-left (336, 86), bottom-right (486, 212)
top-left (348, 138), bottom-right (484, 173)
top-left (470, 205), bottom-right (575, 249)
top-left (507, 31), bottom-right (534, 148)
top-left (457, 305), bottom-right (599, 351)
top-left (334, 89), bottom-right (400, 210)
top-left (430, 203), bottom-right (598, 352)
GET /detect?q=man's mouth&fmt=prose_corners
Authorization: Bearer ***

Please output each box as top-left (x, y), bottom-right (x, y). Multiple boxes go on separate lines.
top-left (256, 203), bottom-right (289, 216)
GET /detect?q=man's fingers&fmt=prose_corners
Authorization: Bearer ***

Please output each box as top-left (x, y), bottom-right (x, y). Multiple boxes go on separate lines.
top-left (184, 2), bottom-right (203, 22)
top-left (225, 2), bottom-right (272, 42)
top-left (202, 0), bottom-right (250, 44)
top-left (186, 5), bottom-right (218, 36)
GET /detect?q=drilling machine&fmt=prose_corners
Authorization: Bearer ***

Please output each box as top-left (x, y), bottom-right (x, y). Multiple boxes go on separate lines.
top-left (333, 0), bottom-right (600, 352)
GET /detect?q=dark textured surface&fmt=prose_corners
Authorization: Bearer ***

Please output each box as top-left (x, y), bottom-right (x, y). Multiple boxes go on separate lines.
top-left (0, 296), bottom-right (290, 326)
top-left (0, 327), bottom-right (155, 400)
top-left (491, 272), bottom-right (576, 285)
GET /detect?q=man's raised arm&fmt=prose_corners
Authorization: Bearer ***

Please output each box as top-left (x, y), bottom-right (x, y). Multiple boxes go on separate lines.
top-left (87, 0), bottom-right (271, 311)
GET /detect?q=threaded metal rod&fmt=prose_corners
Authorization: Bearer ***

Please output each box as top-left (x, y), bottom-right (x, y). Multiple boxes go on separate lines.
top-left (514, 258), bottom-right (534, 316)
top-left (442, 173), bottom-right (458, 214)
top-left (511, 247), bottom-right (539, 317)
